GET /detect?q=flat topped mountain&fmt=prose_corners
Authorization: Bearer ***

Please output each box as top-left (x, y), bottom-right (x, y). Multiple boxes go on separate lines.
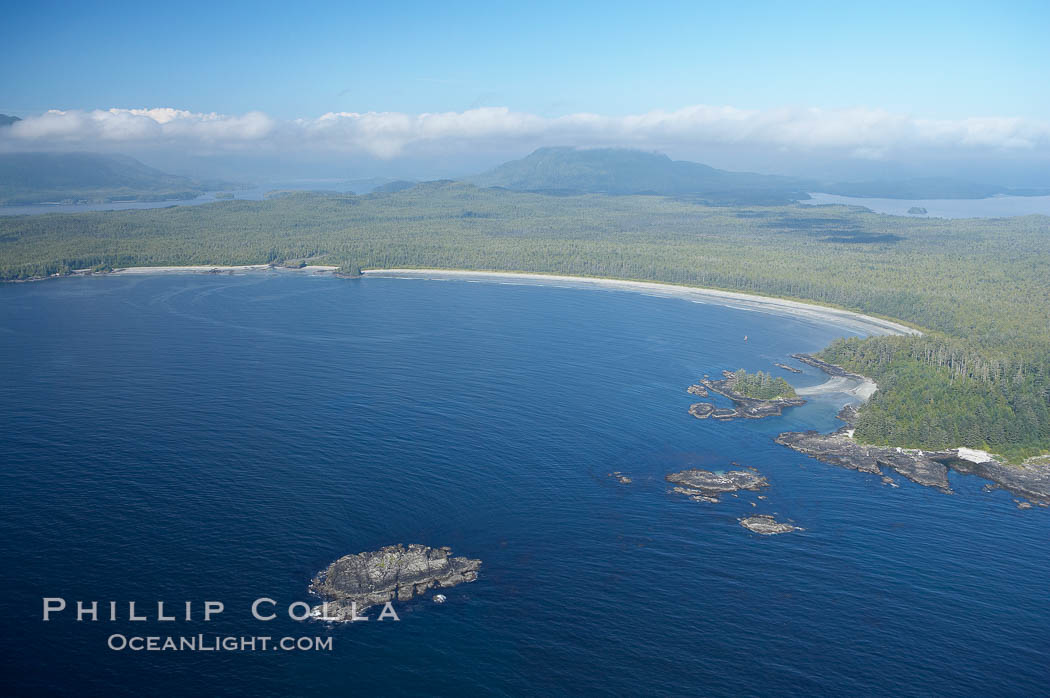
top-left (467, 147), bottom-right (812, 204)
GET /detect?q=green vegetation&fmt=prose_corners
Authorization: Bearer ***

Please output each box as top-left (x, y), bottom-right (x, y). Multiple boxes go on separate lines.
top-left (819, 337), bottom-right (1050, 461)
top-left (0, 152), bottom-right (232, 204)
top-left (731, 369), bottom-right (797, 399)
top-left (0, 182), bottom-right (1048, 460)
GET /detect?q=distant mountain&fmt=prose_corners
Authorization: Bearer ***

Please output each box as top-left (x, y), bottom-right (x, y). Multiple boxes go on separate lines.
top-left (467, 147), bottom-right (814, 204)
top-left (0, 114), bottom-right (21, 127)
top-left (468, 147), bottom-right (1050, 204)
top-left (0, 152), bottom-right (233, 205)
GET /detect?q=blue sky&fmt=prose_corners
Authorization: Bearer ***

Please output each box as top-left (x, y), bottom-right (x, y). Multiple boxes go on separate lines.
top-left (2, 0), bottom-right (1048, 182)
top-left (3, 0), bottom-right (1047, 119)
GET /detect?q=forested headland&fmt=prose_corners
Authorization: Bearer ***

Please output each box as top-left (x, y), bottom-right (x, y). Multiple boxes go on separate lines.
top-left (1, 182), bottom-right (1048, 461)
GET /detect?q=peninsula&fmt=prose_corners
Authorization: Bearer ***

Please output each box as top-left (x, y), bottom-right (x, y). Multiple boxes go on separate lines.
top-left (775, 358), bottom-right (1050, 506)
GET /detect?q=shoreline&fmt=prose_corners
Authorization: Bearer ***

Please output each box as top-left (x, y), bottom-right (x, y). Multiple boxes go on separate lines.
top-left (22, 265), bottom-right (922, 339)
top-left (794, 374), bottom-right (878, 401)
top-left (109, 264), bottom-right (340, 275)
top-left (362, 269), bottom-right (922, 338)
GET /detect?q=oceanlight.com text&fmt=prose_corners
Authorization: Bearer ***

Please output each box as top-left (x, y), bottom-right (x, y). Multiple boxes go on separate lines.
top-left (107, 634), bottom-right (333, 652)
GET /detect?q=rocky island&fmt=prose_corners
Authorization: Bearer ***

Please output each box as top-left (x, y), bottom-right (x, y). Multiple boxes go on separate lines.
top-left (688, 369), bottom-right (805, 420)
top-left (667, 467), bottom-right (769, 502)
top-left (739, 515), bottom-right (803, 535)
top-left (309, 544), bottom-right (481, 620)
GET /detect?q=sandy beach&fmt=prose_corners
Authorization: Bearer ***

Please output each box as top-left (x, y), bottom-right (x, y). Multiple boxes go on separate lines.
top-left (795, 375), bottom-right (879, 401)
top-left (362, 269), bottom-right (922, 338)
top-left (98, 265), bottom-right (918, 341)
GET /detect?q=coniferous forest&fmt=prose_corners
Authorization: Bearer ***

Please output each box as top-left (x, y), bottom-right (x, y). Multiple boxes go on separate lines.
top-left (731, 370), bottom-right (798, 400)
top-left (1, 183), bottom-right (1048, 461)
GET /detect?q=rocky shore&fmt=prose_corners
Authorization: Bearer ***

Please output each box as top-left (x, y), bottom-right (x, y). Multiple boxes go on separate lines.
top-left (790, 353), bottom-right (867, 380)
top-left (310, 544), bottom-right (481, 620)
top-left (774, 362), bottom-right (803, 373)
top-left (775, 380), bottom-right (1050, 506)
top-left (775, 429), bottom-right (955, 492)
top-left (688, 371), bottom-right (805, 421)
top-left (666, 467), bottom-right (769, 503)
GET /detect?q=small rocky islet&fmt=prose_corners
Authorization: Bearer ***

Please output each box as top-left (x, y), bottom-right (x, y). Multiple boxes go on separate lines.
top-left (309, 544), bottom-right (481, 620)
top-left (665, 467), bottom-right (803, 534)
top-left (739, 515), bottom-right (803, 535)
top-left (666, 467), bottom-right (769, 503)
top-left (687, 370), bottom-right (805, 421)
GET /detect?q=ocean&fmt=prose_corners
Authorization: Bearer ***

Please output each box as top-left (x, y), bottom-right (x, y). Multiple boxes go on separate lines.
top-left (801, 192), bottom-right (1050, 218)
top-left (1, 273), bottom-right (1046, 696)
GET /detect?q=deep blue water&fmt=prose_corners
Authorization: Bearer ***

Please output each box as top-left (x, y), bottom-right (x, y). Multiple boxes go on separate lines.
top-left (1, 274), bottom-right (1047, 697)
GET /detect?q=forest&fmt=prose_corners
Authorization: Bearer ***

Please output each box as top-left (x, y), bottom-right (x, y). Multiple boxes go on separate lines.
top-left (731, 370), bottom-right (797, 400)
top-left (1, 182), bottom-right (1048, 460)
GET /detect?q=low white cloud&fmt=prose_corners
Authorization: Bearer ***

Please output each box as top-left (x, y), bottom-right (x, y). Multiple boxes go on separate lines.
top-left (4, 104), bottom-right (1049, 161)
top-left (8, 108), bottom-right (275, 145)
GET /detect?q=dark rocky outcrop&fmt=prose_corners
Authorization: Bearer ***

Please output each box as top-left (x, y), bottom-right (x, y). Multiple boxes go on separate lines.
top-left (686, 384), bottom-right (709, 397)
top-left (775, 430), bottom-right (952, 491)
top-left (739, 515), bottom-right (802, 535)
top-left (310, 544), bottom-right (481, 619)
top-left (776, 430), bottom-right (1050, 505)
top-left (774, 362), bottom-right (803, 374)
top-left (836, 404), bottom-right (859, 427)
top-left (667, 468), bottom-right (769, 503)
top-left (943, 457), bottom-right (1050, 506)
top-left (790, 353), bottom-right (867, 380)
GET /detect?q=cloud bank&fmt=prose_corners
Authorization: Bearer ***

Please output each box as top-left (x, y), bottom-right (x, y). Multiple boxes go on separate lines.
top-left (4, 105), bottom-right (1049, 163)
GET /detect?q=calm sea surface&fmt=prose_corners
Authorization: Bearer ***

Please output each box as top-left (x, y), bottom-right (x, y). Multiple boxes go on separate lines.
top-left (6, 190), bottom-right (1050, 219)
top-left (1, 274), bottom-right (1046, 696)
top-left (803, 192), bottom-right (1050, 218)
